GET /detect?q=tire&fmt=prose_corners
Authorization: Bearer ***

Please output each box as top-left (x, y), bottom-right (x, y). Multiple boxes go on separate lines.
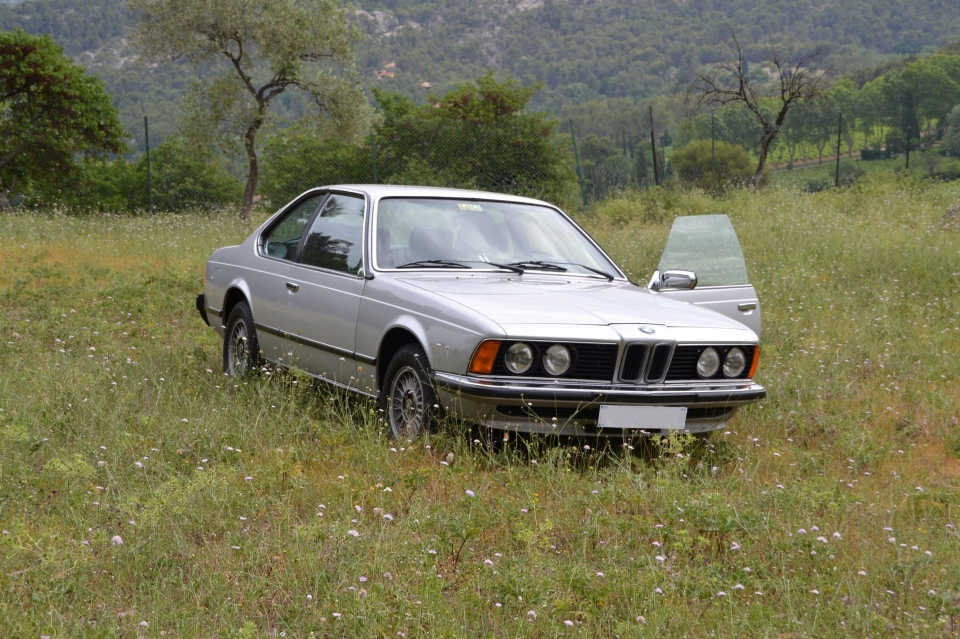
top-left (223, 301), bottom-right (260, 377)
top-left (379, 344), bottom-right (438, 439)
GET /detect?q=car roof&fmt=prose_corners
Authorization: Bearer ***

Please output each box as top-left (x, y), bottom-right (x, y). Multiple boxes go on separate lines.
top-left (319, 185), bottom-right (556, 207)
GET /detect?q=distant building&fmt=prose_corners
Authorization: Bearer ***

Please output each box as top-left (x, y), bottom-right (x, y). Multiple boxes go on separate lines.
top-left (375, 62), bottom-right (396, 80)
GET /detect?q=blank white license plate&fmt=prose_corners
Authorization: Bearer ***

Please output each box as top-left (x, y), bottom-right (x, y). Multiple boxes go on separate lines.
top-left (597, 405), bottom-right (688, 430)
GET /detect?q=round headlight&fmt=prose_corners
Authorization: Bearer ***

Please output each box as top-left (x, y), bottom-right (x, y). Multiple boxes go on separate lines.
top-left (543, 344), bottom-right (571, 376)
top-left (696, 347), bottom-right (720, 378)
top-left (723, 347), bottom-right (746, 377)
top-left (504, 342), bottom-right (534, 374)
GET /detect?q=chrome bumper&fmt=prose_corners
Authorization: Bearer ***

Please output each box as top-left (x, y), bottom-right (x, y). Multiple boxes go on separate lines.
top-left (432, 372), bottom-right (764, 436)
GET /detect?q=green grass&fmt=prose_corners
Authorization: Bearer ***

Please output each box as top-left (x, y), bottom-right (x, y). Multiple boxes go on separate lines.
top-left (2, 174), bottom-right (960, 636)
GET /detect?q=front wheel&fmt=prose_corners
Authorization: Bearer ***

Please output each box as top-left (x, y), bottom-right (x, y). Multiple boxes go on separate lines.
top-left (223, 301), bottom-right (260, 377)
top-left (379, 344), bottom-right (439, 439)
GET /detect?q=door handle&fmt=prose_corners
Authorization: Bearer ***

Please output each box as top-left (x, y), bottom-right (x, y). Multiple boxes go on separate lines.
top-left (286, 282), bottom-right (299, 292)
top-left (738, 302), bottom-right (756, 311)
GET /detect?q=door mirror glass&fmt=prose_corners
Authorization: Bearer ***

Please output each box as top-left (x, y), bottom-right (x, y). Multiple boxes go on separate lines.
top-left (656, 214), bottom-right (749, 287)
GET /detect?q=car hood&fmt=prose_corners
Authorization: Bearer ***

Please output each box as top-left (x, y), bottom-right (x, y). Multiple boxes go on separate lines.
top-left (398, 275), bottom-right (745, 329)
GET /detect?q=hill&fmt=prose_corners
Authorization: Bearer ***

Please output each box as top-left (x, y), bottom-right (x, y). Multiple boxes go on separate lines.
top-left (3, 0), bottom-right (960, 148)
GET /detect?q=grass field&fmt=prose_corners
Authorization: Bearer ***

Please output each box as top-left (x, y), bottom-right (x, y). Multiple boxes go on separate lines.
top-left (1, 174), bottom-right (959, 637)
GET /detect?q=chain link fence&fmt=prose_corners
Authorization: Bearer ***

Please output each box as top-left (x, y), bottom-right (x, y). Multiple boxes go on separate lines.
top-left (13, 97), bottom-right (960, 213)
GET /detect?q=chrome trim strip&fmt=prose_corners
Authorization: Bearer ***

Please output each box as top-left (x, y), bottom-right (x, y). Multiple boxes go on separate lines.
top-left (434, 371), bottom-right (765, 403)
top-left (262, 357), bottom-right (377, 399)
top-left (254, 322), bottom-right (377, 365)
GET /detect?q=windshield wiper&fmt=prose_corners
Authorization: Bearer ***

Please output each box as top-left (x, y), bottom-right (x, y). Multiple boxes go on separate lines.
top-left (396, 259), bottom-right (472, 269)
top-left (508, 260), bottom-right (616, 281)
top-left (504, 260), bottom-right (567, 272)
top-left (484, 262), bottom-right (526, 274)
top-left (571, 263), bottom-right (616, 281)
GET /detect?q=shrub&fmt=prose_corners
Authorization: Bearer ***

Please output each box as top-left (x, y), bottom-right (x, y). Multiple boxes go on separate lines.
top-left (670, 139), bottom-right (754, 192)
top-left (804, 160), bottom-right (866, 192)
top-left (859, 148), bottom-right (891, 161)
top-left (945, 104), bottom-right (960, 157)
top-left (885, 129), bottom-right (907, 154)
top-left (260, 133), bottom-right (374, 207)
top-left (932, 157), bottom-right (960, 181)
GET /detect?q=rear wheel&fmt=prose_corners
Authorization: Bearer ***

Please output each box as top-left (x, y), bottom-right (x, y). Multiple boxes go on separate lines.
top-left (223, 301), bottom-right (260, 377)
top-left (379, 344), bottom-right (438, 439)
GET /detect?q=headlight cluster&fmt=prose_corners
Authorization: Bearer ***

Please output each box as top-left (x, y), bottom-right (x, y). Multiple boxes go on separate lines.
top-left (503, 342), bottom-right (571, 376)
top-left (697, 347), bottom-right (746, 378)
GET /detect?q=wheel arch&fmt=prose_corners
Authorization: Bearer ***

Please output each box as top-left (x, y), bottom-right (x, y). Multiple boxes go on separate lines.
top-left (221, 285), bottom-right (252, 327)
top-left (376, 325), bottom-right (428, 394)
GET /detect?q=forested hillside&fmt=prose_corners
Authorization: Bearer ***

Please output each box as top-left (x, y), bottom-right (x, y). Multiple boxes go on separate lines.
top-left (3, 0), bottom-right (960, 148)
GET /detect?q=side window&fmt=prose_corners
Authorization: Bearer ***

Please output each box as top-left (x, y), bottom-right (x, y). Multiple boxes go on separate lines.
top-left (298, 194), bottom-right (366, 274)
top-left (261, 194), bottom-right (325, 260)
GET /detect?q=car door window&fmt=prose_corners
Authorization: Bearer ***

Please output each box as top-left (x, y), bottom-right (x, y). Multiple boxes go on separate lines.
top-left (657, 214), bottom-right (749, 287)
top-left (262, 194), bottom-right (325, 260)
top-left (298, 194), bottom-right (366, 274)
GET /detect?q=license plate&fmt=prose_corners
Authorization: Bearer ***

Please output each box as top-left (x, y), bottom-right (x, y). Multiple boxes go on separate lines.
top-left (597, 405), bottom-right (688, 430)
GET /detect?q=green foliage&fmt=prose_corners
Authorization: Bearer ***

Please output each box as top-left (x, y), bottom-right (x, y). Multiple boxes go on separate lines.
top-left (260, 131), bottom-right (374, 207)
top-left (886, 129), bottom-right (908, 154)
top-left (128, 0), bottom-right (371, 217)
top-left (804, 160), bottom-right (866, 192)
top-left (134, 139), bottom-right (243, 211)
top-left (22, 139), bottom-right (242, 211)
top-left (670, 140), bottom-right (754, 192)
top-left (371, 72), bottom-right (576, 203)
top-left (0, 28), bottom-right (126, 207)
top-left (945, 104), bottom-right (960, 157)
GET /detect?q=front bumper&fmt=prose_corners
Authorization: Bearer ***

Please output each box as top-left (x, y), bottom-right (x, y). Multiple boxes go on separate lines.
top-left (433, 372), bottom-right (765, 436)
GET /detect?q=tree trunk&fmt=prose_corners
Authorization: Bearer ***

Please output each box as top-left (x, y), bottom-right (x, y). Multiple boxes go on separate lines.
top-left (240, 120), bottom-right (262, 221)
top-left (751, 129), bottom-right (778, 190)
top-left (0, 189), bottom-right (11, 213)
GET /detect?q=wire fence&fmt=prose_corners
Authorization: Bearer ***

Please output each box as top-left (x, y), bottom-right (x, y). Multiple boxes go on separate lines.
top-left (13, 98), bottom-right (960, 213)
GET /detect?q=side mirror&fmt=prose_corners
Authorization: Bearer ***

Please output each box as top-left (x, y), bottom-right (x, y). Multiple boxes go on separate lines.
top-left (648, 269), bottom-right (698, 291)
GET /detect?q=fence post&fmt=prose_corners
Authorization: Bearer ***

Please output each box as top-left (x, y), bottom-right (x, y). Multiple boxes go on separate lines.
top-left (369, 132), bottom-right (378, 185)
top-left (711, 111), bottom-right (717, 196)
top-left (649, 106), bottom-right (660, 187)
top-left (569, 120), bottom-right (587, 208)
top-left (144, 116), bottom-right (152, 213)
top-left (835, 112), bottom-right (842, 188)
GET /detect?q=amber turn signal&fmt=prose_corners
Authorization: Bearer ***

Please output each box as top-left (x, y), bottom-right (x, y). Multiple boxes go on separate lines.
top-left (747, 346), bottom-right (760, 379)
top-left (469, 340), bottom-right (501, 374)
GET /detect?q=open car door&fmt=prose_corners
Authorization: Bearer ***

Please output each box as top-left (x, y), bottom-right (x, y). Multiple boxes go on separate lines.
top-left (648, 214), bottom-right (761, 336)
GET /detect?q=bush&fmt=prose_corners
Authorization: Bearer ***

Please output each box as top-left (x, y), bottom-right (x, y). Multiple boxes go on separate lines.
top-left (885, 130), bottom-right (907, 154)
top-left (133, 140), bottom-right (243, 211)
top-left (804, 160), bottom-right (866, 192)
top-left (859, 148), bottom-right (891, 161)
top-left (931, 157), bottom-right (960, 181)
top-left (945, 104), bottom-right (960, 157)
top-left (260, 133), bottom-right (374, 207)
top-left (670, 139), bottom-right (754, 192)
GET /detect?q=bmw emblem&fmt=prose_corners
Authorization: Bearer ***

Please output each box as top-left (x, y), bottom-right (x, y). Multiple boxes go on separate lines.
top-left (639, 326), bottom-right (656, 334)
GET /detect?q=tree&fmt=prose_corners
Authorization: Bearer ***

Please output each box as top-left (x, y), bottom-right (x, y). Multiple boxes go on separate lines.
top-left (129, 0), bottom-right (371, 219)
top-left (831, 78), bottom-right (860, 157)
top-left (670, 139), bottom-right (754, 192)
top-left (943, 105), bottom-right (960, 157)
top-left (686, 33), bottom-right (831, 189)
top-left (0, 29), bottom-right (126, 211)
top-left (372, 73), bottom-right (575, 203)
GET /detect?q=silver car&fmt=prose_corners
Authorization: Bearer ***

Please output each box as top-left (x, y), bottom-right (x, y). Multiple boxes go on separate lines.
top-left (196, 186), bottom-right (764, 439)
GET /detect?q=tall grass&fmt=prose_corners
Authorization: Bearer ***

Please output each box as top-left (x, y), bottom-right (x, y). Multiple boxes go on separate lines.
top-left (1, 175), bottom-right (959, 637)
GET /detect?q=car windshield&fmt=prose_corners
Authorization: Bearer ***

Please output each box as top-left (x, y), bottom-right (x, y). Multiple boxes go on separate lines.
top-left (375, 198), bottom-right (619, 277)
